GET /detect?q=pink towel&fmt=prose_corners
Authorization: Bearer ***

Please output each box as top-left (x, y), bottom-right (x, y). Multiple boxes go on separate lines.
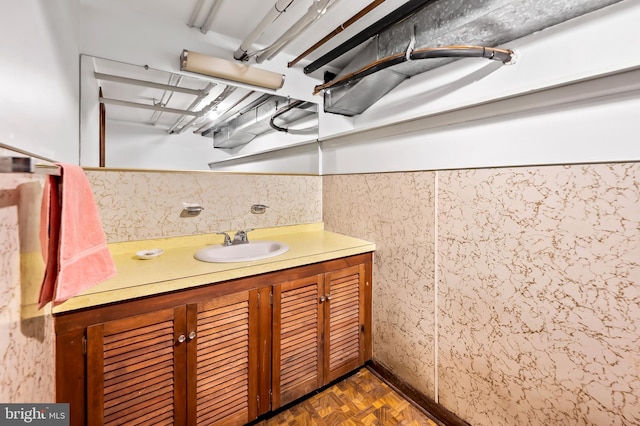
top-left (39, 164), bottom-right (117, 308)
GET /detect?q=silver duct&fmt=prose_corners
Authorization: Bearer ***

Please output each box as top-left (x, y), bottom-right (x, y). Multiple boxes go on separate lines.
top-left (322, 0), bottom-right (624, 116)
top-left (211, 96), bottom-right (318, 148)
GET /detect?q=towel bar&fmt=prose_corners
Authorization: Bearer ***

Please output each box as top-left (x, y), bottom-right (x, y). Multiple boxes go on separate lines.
top-left (34, 164), bottom-right (62, 176)
top-left (0, 143), bottom-right (61, 176)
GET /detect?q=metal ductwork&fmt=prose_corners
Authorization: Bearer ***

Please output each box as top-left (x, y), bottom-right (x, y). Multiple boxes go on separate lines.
top-left (210, 96), bottom-right (318, 149)
top-left (319, 0), bottom-right (624, 116)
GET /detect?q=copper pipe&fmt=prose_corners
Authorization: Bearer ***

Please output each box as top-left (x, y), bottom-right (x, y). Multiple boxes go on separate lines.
top-left (313, 51), bottom-right (406, 94)
top-left (288, 0), bottom-right (386, 68)
top-left (304, 0), bottom-right (433, 74)
top-left (313, 45), bottom-right (514, 94)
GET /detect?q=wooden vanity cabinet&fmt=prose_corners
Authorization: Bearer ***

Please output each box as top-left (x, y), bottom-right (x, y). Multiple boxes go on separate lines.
top-left (272, 263), bottom-right (369, 408)
top-left (54, 253), bottom-right (372, 426)
top-left (85, 306), bottom-right (189, 425)
top-left (188, 291), bottom-right (260, 425)
top-left (272, 274), bottom-right (323, 408)
top-left (56, 283), bottom-right (265, 425)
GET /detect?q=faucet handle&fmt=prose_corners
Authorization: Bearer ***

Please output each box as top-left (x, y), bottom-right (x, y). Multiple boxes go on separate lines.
top-left (233, 229), bottom-right (254, 244)
top-left (216, 232), bottom-right (232, 246)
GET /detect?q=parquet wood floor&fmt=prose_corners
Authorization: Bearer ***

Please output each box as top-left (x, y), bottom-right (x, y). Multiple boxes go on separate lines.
top-left (255, 368), bottom-right (442, 426)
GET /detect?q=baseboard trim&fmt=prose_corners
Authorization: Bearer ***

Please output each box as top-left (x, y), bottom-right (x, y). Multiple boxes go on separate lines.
top-left (367, 360), bottom-right (471, 426)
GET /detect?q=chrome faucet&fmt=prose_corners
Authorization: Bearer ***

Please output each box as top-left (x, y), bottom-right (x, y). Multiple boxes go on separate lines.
top-left (217, 229), bottom-right (254, 246)
top-left (232, 229), bottom-right (253, 244)
top-left (216, 232), bottom-right (232, 246)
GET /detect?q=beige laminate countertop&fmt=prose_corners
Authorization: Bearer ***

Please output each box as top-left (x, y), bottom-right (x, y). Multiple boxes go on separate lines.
top-left (52, 224), bottom-right (375, 314)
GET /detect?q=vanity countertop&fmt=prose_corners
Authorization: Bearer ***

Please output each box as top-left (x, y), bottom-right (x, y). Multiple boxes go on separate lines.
top-left (52, 223), bottom-right (375, 314)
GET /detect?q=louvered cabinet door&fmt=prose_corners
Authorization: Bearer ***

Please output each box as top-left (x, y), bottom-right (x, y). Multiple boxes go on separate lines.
top-left (189, 290), bottom-right (258, 426)
top-left (86, 306), bottom-right (187, 426)
top-left (323, 264), bottom-right (366, 383)
top-left (272, 275), bottom-right (323, 409)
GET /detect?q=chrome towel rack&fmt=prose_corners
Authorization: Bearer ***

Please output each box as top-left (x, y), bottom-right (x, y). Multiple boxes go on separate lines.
top-left (0, 142), bottom-right (61, 176)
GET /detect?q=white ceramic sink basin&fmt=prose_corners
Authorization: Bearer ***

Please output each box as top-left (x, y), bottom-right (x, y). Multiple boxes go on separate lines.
top-left (194, 241), bottom-right (290, 263)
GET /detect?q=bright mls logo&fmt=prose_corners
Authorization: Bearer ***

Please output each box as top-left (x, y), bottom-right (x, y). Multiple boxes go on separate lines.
top-left (0, 404), bottom-right (69, 425)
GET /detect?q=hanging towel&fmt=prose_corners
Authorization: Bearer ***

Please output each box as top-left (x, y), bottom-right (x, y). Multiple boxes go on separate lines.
top-left (39, 164), bottom-right (117, 308)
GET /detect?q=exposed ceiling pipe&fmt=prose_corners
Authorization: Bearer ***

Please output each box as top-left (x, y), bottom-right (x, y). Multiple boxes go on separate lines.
top-left (303, 0), bottom-right (434, 74)
top-left (200, 0), bottom-right (222, 34)
top-left (149, 74), bottom-right (184, 125)
top-left (269, 100), bottom-right (318, 135)
top-left (255, 0), bottom-right (335, 64)
top-left (187, 0), bottom-right (205, 27)
top-left (193, 91), bottom-right (256, 134)
top-left (167, 82), bottom-right (220, 133)
top-left (234, 0), bottom-right (297, 61)
top-left (166, 81), bottom-right (216, 132)
top-left (173, 85), bottom-right (237, 134)
top-left (207, 96), bottom-right (318, 148)
top-left (314, 45), bottom-right (513, 94)
top-left (210, 96), bottom-right (292, 148)
top-left (173, 99), bottom-right (217, 133)
top-left (93, 72), bottom-right (209, 97)
top-left (99, 97), bottom-right (200, 117)
top-left (201, 93), bottom-right (274, 137)
top-left (288, 0), bottom-right (386, 68)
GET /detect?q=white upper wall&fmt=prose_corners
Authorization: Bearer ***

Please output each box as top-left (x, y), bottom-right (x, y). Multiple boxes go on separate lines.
top-left (0, 0), bottom-right (80, 163)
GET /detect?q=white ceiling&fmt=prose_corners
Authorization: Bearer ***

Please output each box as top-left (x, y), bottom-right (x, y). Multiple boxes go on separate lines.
top-left (85, 0), bottom-right (623, 136)
top-left (84, 0), bottom-right (412, 73)
top-left (84, 0), bottom-right (412, 135)
top-left (198, 0), bottom-right (410, 65)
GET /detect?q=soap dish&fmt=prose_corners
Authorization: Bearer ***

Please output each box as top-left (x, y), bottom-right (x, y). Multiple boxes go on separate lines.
top-left (136, 248), bottom-right (164, 260)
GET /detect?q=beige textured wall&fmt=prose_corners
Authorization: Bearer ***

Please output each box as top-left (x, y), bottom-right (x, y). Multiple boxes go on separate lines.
top-left (86, 170), bottom-right (322, 242)
top-left (323, 163), bottom-right (640, 426)
top-left (323, 172), bottom-right (437, 397)
top-left (0, 173), bottom-right (54, 403)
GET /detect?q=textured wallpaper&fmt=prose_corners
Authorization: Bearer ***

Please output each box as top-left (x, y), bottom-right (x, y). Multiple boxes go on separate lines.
top-left (438, 164), bottom-right (640, 425)
top-left (86, 170), bottom-right (322, 242)
top-left (323, 162), bottom-right (640, 426)
top-left (0, 173), bottom-right (54, 403)
top-left (323, 172), bottom-right (437, 399)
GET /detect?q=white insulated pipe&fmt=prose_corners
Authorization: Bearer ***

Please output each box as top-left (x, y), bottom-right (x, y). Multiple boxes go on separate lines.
top-left (200, 0), bottom-right (222, 34)
top-left (256, 0), bottom-right (334, 63)
top-left (233, 0), bottom-right (297, 61)
top-left (187, 0), bottom-right (205, 27)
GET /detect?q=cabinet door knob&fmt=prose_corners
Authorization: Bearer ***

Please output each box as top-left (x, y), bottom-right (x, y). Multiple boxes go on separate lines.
top-left (326, 294), bottom-right (332, 301)
top-left (319, 296), bottom-right (325, 303)
top-left (188, 331), bottom-right (196, 340)
top-left (177, 334), bottom-right (186, 343)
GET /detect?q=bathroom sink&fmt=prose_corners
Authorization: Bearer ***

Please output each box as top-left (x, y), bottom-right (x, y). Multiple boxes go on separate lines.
top-left (194, 241), bottom-right (290, 263)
